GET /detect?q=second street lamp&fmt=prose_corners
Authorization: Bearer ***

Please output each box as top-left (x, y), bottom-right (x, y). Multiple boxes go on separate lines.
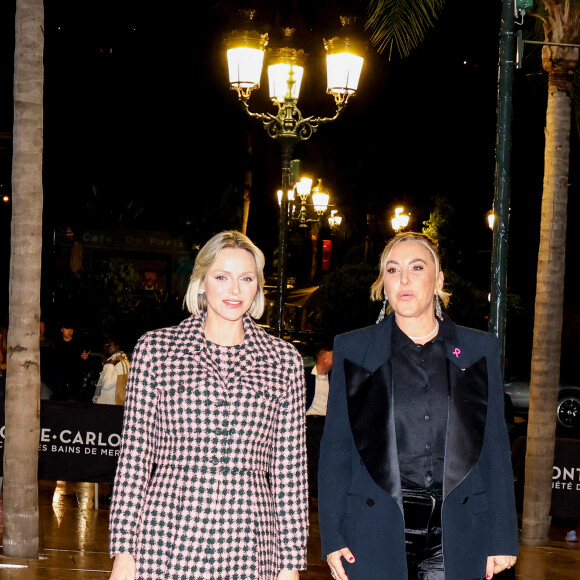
top-left (279, 176), bottom-right (337, 229)
top-left (226, 13), bottom-right (365, 337)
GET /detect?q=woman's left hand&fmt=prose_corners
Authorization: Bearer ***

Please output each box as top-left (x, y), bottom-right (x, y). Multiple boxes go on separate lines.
top-left (276, 570), bottom-right (299, 580)
top-left (486, 555), bottom-right (517, 578)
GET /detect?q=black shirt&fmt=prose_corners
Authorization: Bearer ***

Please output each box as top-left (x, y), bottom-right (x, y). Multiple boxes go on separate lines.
top-left (54, 338), bottom-right (83, 389)
top-left (391, 317), bottom-right (454, 491)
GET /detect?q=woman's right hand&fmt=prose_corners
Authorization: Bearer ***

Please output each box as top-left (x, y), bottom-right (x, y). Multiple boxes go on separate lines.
top-left (109, 553), bottom-right (136, 580)
top-left (327, 547), bottom-right (356, 580)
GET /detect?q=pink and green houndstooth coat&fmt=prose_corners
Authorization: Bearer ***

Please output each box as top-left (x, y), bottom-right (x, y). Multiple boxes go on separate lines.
top-left (108, 314), bottom-right (309, 579)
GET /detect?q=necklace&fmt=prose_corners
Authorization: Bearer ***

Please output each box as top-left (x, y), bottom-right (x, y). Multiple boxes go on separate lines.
top-left (407, 320), bottom-right (439, 341)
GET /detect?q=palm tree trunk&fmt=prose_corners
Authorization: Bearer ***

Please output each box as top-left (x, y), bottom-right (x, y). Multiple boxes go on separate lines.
top-left (242, 168), bottom-right (251, 235)
top-left (3, 0), bottom-right (44, 558)
top-left (521, 69), bottom-right (571, 546)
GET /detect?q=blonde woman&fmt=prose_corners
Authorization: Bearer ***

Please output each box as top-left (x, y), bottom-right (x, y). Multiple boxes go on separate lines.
top-left (108, 231), bottom-right (308, 580)
top-left (319, 232), bottom-right (518, 580)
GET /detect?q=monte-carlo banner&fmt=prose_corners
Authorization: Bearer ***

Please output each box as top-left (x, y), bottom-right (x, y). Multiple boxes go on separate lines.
top-left (0, 398), bottom-right (123, 483)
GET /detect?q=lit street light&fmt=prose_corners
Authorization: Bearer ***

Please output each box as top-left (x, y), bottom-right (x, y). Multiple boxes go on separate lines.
top-left (328, 210), bottom-right (343, 230)
top-left (278, 176), bottom-right (336, 229)
top-left (391, 207), bottom-right (410, 232)
top-left (226, 12), bottom-right (365, 337)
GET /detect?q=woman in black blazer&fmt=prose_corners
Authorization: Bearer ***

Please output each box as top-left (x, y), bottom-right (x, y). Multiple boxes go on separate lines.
top-left (319, 232), bottom-right (518, 580)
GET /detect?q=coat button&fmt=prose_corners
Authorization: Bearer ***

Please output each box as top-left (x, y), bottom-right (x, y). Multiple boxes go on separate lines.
top-left (461, 496), bottom-right (469, 504)
top-left (366, 498), bottom-right (375, 507)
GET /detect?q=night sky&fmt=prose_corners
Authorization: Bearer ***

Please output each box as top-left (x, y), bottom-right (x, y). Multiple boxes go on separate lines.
top-left (0, 1), bottom-right (578, 369)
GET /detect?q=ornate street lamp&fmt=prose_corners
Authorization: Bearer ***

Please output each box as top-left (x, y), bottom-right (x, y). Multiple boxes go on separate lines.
top-left (226, 13), bottom-right (365, 337)
top-left (279, 176), bottom-right (342, 232)
top-left (276, 176), bottom-right (343, 291)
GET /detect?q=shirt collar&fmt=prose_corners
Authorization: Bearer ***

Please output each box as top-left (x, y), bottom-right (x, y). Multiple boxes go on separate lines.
top-left (106, 351), bottom-right (125, 362)
top-left (311, 365), bottom-right (329, 377)
top-left (392, 314), bottom-right (456, 352)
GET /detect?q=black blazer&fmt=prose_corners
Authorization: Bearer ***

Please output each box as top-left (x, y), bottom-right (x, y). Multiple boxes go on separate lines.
top-left (318, 314), bottom-right (518, 580)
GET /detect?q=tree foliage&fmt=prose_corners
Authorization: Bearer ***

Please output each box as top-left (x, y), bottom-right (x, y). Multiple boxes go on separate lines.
top-left (421, 195), bottom-right (455, 269)
top-left (366, 0), bottom-right (446, 58)
top-left (56, 257), bottom-right (187, 348)
top-left (310, 262), bottom-right (379, 339)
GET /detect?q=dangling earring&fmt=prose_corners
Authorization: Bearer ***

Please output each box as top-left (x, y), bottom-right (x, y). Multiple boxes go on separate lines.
top-left (376, 297), bottom-right (388, 324)
top-left (198, 289), bottom-right (205, 295)
top-left (435, 294), bottom-right (443, 320)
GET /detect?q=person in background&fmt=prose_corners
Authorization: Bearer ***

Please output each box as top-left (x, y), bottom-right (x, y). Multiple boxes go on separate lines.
top-left (39, 320), bottom-right (55, 399)
top-left (93, 337), bottom-right (130, 406)
top-left (305, 343), bottom-right (333, 502)
top-left (52, 322), bottom-right (90, 401)
top-left (319, 232), bottom-right (518, 580)
top-left (108, 231), bottom-right (308, 580)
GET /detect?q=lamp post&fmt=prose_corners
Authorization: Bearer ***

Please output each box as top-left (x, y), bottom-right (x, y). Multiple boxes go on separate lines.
top-left (277, 176), bottom-right (343, 286)
top-left (226, 13), bottom-right (364, 337)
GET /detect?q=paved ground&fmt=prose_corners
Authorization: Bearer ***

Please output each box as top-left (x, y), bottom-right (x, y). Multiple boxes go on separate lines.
top-left (0, 480), bottom-right (579, 578)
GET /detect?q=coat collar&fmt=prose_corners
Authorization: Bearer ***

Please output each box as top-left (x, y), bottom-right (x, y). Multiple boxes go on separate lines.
top-left (361, 314), bottom-right (394, 372)
top-left (443, 356), bottom-right (488, 496)
top-left (175, 311), bottom-right (261, 345)
top-left (168, 313), bottom-right (276, 377)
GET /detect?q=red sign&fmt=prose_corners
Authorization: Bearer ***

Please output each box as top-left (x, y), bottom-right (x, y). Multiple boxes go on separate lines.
top-left (322, 240), bottom-right (332, 271)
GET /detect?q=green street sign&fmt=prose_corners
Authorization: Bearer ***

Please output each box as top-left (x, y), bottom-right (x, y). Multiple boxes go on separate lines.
top-left (516, 0), bottom-right (533, 12)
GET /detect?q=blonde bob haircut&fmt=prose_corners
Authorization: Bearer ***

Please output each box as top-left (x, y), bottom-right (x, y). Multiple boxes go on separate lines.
top-left (370, 231), bottom-right (451, 315)
top-left (184, 230), bottom-right (266, 319)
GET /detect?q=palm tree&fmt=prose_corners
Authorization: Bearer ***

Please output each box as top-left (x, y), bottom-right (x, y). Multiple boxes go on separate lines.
top-left (3, 0), bottom-right (44, 558)
top-left (522, 0), bottom-right (580, 547)
top-left (366, 0), bottom-right (446, 58)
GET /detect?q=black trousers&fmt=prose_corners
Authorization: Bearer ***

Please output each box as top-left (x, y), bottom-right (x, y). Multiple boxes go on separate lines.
top-left (403, 488), bottom-right (495, 580)
top-left (402, 487), bottom-right (445, 580)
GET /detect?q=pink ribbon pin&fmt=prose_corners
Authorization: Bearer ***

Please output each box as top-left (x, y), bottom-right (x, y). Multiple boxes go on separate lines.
top-left (453, 348), bottom-right (461, 358)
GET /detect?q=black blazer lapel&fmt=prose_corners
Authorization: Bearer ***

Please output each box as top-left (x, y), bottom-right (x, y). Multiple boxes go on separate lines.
top-left (443, 356), bottom-right (488, 497)
top-left (345, 357), bottom-right (402, 510)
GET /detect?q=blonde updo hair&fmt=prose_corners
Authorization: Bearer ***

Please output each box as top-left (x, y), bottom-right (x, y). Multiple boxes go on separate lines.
top-left (370, 231), bottom-right (451, 314)
top-left (184, 230), bottom-right (266, 319)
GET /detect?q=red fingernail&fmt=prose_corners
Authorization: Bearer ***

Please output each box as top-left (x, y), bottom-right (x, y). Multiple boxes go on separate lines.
top-left (349, 557), bottom-right (354, 562)
top-left (486, 576), bottom-right (491, 579)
